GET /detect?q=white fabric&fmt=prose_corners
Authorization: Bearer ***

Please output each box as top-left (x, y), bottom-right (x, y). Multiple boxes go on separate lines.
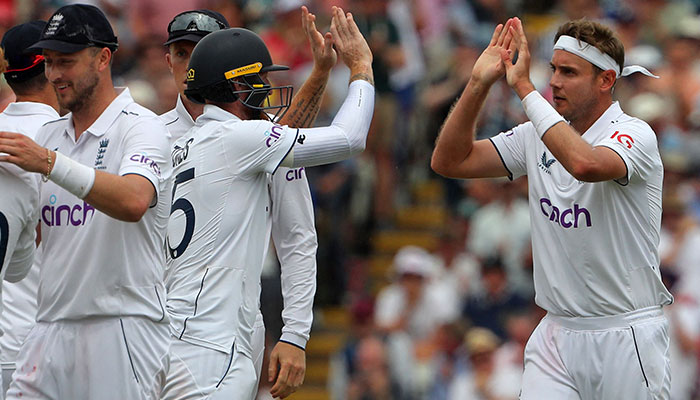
top-left (7, 317), bottom-right (170, 400)
top-left (285, 80), bottom-right (374, 167)
top-left (48, 151), bottom-right (96, 198)
top-left (161, 102), bottom-right (317, 352)
top-left (521, 90), bottom-right (565, 138)
top-left (554, 35), bottom-right (659, 79)
top-left (0, 102), bottom-right (58, 395)
top-left (251, 314), bottom-right (265, 385)
top-left (490, 101), bottom-right (672, 317)
top-left (159, 94), bottom-right (195, 143)
top-left (165, 105), bottom-right (297, 357)
top-left (520, 308), bottom-right (670, 400)
top-left (34, 87), bottom-right (172, 322)
top-left (161, 336), bottom-right (257, 400)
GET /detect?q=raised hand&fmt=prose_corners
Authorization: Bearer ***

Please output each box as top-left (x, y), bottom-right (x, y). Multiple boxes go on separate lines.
top-left (329, 6), bottom-right (373, 85)
top-left (500, 17), bottom-right (536, 98)
top-left (0, 131), bottom-right (50, 175)
top-left (302, 6), bottom-right (337, 73)
top-left (471, 18), bottom-right (515, 87)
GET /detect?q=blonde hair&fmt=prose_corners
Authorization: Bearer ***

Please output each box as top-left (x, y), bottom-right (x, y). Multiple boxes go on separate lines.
top-left (0, 48), bottom-right (8, 75)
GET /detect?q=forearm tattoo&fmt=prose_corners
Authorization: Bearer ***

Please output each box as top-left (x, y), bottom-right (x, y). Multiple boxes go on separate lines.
top-left (350, 73), bottom-right (374, 86)
top-left (283, 80), bottom-right (327, 128)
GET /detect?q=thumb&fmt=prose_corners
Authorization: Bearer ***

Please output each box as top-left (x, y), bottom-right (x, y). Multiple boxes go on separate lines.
top-left (500, 49), bottom-right (513, 70)
top-left (269, 351), bottom-right (279, 382)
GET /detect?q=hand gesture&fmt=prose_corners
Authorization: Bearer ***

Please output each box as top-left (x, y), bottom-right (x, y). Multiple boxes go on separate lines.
top-left (330, 6), bottom-right (372, 73)
top-left (500, 17), bottom-right (535, 97)
top-left (302, 6), bottom-right (337, 73)
top-left (471, 18), bottom-right (515, 87)
top-left (0, 131), bottom-right (50, 175)
top-left (268, 341), bottom-right (306, 398)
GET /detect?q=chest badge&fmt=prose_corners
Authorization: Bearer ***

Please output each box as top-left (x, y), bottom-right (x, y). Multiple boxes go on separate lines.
top-left (538, 151), bottom-right (556, 174)
top-left (95, 139), bottom-right (109, 170)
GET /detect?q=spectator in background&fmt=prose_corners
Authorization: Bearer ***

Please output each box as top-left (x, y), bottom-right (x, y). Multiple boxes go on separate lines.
top-left (462, 257), bottom-right (529, 340)
top-left (466, 179), bottom-right (531, 295)
top-left (347, 335), bottom-right (397, 400)
top-left (374, 245), bottom-right (454, 397)
top-left (456, 327), bottom-right (521, 400)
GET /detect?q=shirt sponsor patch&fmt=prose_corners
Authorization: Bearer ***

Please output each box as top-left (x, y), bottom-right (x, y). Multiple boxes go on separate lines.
top-left (130, 153), bottom-right (162, 176)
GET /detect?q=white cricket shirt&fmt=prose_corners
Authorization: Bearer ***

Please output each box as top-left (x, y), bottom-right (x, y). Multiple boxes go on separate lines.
top-left (0, 102), bottom-right (59, 364)
top-left (35, 88), bottom-right (172, 322)
top-left (490, 101), bottom-right (673, 317)
top-left (161, 101), bottom-right (317, 350)
top-left (165, 105), bottom-right (297, 356)
top-left (160, 95), bottom-right (195, 143)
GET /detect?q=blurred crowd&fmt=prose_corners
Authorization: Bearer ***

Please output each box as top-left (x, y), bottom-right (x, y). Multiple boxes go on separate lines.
top-left (3, 0), bottom-right (700, 399)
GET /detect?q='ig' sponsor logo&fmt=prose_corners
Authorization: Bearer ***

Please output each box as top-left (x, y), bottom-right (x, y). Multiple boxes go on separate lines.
top-left (539, 197), bottom-right (591, 228)
top-left (42, 194), bottom-right (95, 226)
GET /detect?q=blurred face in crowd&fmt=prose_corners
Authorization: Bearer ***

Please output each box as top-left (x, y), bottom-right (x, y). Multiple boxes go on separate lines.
top-left (44, 48), bottom-right (103, 113)
top-left (166, 41), bottom-right (196, 96)
top-left (400, 272), bottom-right (424, 301)
top-left (549, 49), bottom-right (606, 126)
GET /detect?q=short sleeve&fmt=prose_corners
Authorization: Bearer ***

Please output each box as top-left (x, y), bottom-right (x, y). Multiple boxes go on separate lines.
top-left (222, 120), bottom-right (297, 175)
top-left (118, 118), bottom-right (171, 191)
top-left (488, 122), bottom-right (534, 180)
top-left (596, 121), bottom-right (659, 185)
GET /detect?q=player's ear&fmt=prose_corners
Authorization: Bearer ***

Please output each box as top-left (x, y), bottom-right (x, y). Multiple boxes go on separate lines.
top-left (599, 69), bottom-right (616, 93)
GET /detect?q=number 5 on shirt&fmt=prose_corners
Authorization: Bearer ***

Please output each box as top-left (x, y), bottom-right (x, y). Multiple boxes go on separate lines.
top-left (168, 168), bottom-right (195, 259)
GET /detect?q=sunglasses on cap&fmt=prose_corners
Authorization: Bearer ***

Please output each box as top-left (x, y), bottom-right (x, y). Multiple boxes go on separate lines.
top-left (167, 12), bottom-right (227, 34)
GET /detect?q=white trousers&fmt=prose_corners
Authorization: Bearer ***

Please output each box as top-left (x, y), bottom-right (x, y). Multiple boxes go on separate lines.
top-left (161, 336), bottom-right (257, 400)
top-left (6, 317), bottom-right (170, 400)
top-left (520, 306), bottom-right (671, 400)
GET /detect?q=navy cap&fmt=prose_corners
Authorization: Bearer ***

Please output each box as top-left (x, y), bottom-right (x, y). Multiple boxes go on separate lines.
top-left (1, 21), bottom-right (47, 83)
top-left (29, 4), bottom-right (118, 54)
top-left (164, 9), bottom-right (229, 45)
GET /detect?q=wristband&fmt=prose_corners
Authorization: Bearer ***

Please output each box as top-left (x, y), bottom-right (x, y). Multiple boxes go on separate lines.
top-left (521, 91), bottom-right (565, 139)
top-left (49, 151), bottom-right (96, 199)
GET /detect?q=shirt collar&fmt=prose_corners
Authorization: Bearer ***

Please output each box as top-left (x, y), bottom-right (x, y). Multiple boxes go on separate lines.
top-left (3, 102), bottom-right (59, 119)
top-left (582, 101), bottom-right (624, 139)
top-left (175, 94), bottom-right (195, 126)
top-left (198, 104), bottom-right (241, 125)
top-left (66, 87), bottom-right (134, 138)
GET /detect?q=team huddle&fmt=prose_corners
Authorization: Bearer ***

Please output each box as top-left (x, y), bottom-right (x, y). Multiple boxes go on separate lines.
top-left (0, 3), bottom-right (674, 400)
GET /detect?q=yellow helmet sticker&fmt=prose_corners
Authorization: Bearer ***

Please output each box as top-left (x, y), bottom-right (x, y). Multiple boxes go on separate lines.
top-left (224, 62), bottom-right (263, 80)
top-left (186, 68), bottom-right (195, 81)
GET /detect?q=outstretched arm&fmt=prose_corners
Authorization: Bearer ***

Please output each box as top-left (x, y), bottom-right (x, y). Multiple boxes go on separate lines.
top-left (279, 6), bottom-right (337, 129)
top-left (430, 20), bottom-right (514, 179)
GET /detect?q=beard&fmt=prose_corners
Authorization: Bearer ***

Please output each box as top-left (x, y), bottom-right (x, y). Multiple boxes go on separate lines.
top-left (57, 68), bottom-right (99, 113)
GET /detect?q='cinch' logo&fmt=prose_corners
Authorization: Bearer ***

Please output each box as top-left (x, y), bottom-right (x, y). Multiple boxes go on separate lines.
top-left (540, 197), bottom-right (591, 228)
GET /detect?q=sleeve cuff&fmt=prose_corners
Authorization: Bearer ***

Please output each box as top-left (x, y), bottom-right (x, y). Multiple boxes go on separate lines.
top-left (280, 332), bottom-right (308, 350)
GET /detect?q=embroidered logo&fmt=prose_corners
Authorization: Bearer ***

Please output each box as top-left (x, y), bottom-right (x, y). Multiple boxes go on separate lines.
top-left (95, 139), bottom-right (109, 169)
top-left (538, 152), bottom-right (556, 174)
top-left (297, 134), bottom-right (306, 145)
top-left (45, 14), bottom-right (64, 36)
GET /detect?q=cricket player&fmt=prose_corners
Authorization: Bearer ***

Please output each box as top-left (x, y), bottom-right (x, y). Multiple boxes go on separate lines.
top-left (159, 7), bottom-right (332, 398)
top-left (0, 21), bottom-right (60, 398)
top-left (431, 18), bottom-right (672, 400)
top-left (162, 6), bottom-right (373, 399)
top-left (0, 5), bottom-right (172, 399)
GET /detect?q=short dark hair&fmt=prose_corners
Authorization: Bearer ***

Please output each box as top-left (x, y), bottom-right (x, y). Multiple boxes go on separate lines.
top-left (555, 19), bottom-right (625, 74)
top-left (7, 72), bottom-right (48, 96)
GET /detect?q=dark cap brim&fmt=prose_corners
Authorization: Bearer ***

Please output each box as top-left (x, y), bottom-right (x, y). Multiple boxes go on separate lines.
top-left (261, 64), bottom-right (290, 73)
top-left (28, 39), bottom-right (90, 53)
top-left (164, 33), bottom-right (207, 46)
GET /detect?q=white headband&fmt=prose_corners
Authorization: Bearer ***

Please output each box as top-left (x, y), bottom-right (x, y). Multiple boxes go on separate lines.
top-left (553, 35), bottom-right (658, 79)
